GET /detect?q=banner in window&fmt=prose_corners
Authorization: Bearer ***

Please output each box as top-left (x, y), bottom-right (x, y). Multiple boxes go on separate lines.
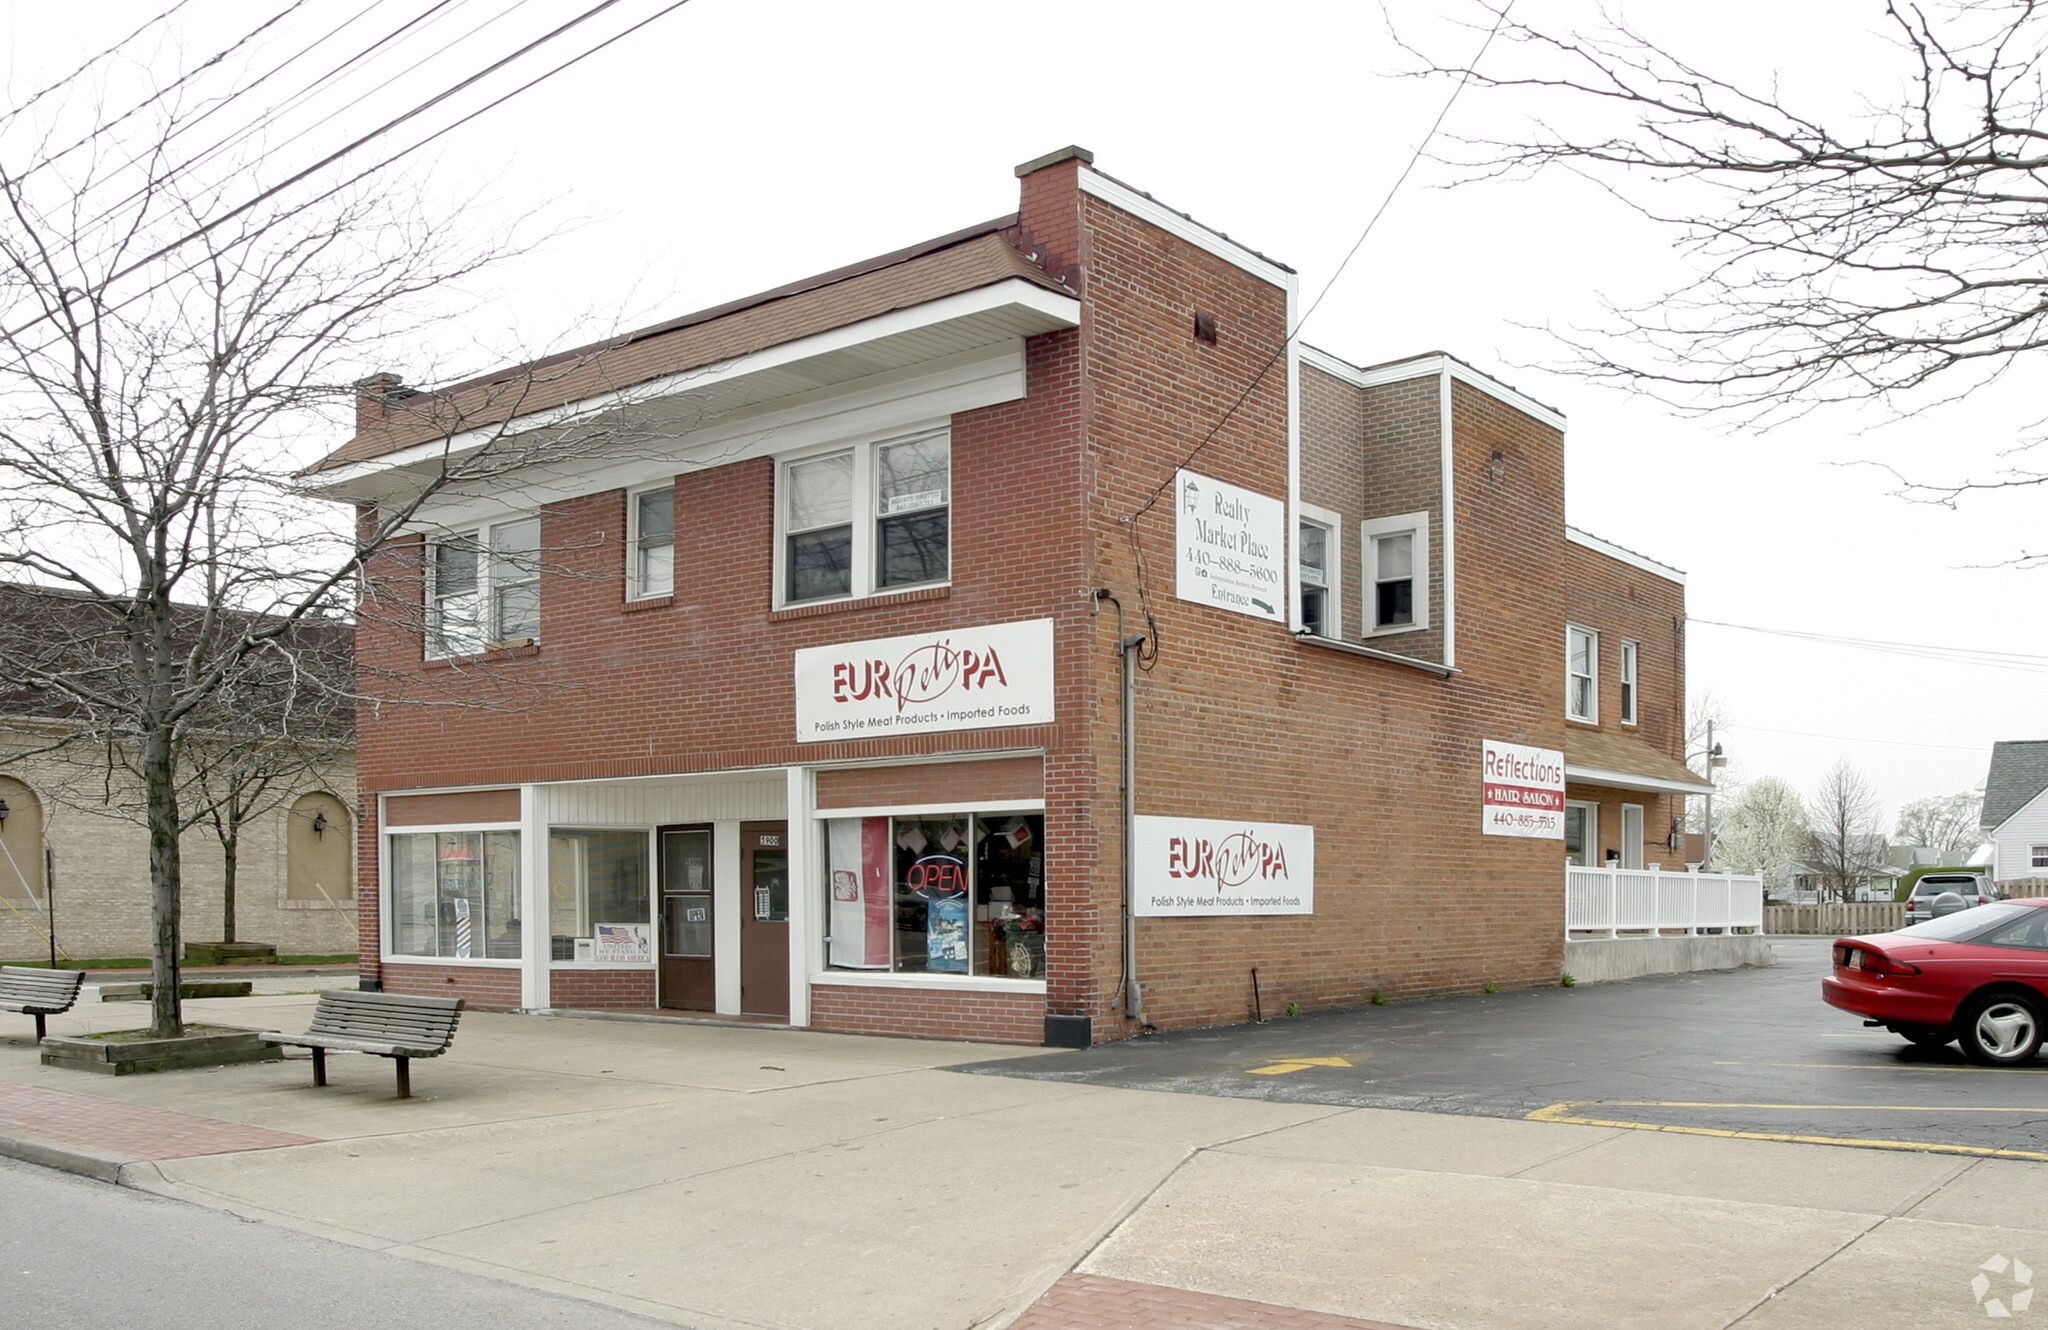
top-left (794, 619), bottom-right (1054, 742)
top-left (827, 816), bottom-right (892, 968)
top-left (1482, 739), bottom-right (1566, 839)
top-left (1133, 814), bottom-right (1313, 916)
top-left (1173, 470), bottom-right (1286, 623)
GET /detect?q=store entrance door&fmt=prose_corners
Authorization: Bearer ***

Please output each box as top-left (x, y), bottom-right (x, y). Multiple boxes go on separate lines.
top-left (658, 825), bottom-right (715, 1011)
top-left (739, 821), bottom-right (790, 1018)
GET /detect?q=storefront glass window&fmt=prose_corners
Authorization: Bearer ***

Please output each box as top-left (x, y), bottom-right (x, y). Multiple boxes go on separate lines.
top-left (388, 831), bottom-right (521, 959)
top-left (549, 829), bottom-right (653, 962)
top-left (823, 811), bottom-right (1044, 978)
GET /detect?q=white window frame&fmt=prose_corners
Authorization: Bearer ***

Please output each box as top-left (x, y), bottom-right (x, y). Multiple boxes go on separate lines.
top-left (773, 427), bottom-right (951, 608)
top-left (427, 514), bottom-right (542, 660)
top-left (1619, 638), bottom-right (1639, 726)
top-left (627, 484), bottom-right (676, 601)
top-left (380, 822), bottom-right (523, 967)
top-left (1564, 800), bottom-right (1598, 867)
top-left (2032, 845), bottom-right (2048, 870)
top-left (1359, 511), bottom-right (1429, 636)
top-left (1296, 502), bottom-right (1342, 639)
top-left (1566, 624), bottom-right (1598, 723)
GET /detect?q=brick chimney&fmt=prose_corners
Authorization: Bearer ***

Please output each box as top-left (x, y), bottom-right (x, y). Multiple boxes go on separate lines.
top-left (1012, 145), bottom-right (1092, 292)
top-left (354, 372), bottom-right (405, 432)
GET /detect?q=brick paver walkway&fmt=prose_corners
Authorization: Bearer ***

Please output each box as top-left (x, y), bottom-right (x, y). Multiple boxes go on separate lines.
top-left (0, 1082), bottom-right (318, 1159)
top-left (1012, 1274), bottom-right (1418, 1330)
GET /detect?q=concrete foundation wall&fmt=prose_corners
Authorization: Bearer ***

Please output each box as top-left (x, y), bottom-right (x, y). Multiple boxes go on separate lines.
top-left (1563, 934), bottom-right (1776, 985)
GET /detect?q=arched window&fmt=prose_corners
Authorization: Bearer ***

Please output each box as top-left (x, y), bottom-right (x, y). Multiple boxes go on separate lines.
top-left (286, 792), bottom-right (353, 905)
top-left (0, 776), bottom-right (45, 903)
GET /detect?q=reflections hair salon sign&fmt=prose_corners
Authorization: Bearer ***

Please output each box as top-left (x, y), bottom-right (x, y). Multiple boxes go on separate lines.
top-left (1481, 739), bottom-right (1565, 838)
top-left (794, 619), bottom-right (1055, 742)
top-left (1133, 815), bottom-right (1314, 917)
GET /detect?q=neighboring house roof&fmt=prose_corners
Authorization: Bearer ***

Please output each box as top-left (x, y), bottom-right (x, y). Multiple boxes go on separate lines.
top-left (1981, 740), bottom-right (2048, 829)
top-left (312, 219), bottom-right (1068, 474)
top-left (1564, 729), bottom-right (1715, 796)
top-left (0, 582), bottom-right (354, 742)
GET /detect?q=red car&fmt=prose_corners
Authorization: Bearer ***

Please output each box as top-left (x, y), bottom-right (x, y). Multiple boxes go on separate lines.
top-left (1823, 898), bottom-right (2048, 1065)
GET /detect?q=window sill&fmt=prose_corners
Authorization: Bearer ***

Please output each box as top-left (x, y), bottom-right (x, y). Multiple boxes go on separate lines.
top-left (812, 970), bottom-right (1047, 995)
top-left (769, 584), bottom-right (950, 622)
top-left (548, 961), bottom-right (656, 970)
top-left (1566, 717), bottom-right (1602, 728)
top-left (422, 641), bottom-right (542, 669)
top-left (622, 595), bottom-right (673, 614)
top-left (1294, 631), bottom-right (1456, 678)
top-left (382, 955), bottom-right (523, 968)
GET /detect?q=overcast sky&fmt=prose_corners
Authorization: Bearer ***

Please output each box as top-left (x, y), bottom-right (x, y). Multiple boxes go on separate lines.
top-left (11, 0), bottom-right (2045, 830)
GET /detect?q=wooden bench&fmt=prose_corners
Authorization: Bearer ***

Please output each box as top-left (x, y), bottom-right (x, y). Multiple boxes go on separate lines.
top-left (258, 990), bottom-right (464, 1098)
top-left (0, 965), bottom-right (86, 1041)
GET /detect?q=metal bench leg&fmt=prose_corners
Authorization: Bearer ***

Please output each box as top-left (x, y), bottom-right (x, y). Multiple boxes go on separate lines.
top-left (394, 1056), bottom-right (411, 1099)
top-left (311, 1046), bottom-right (327, 1087)
top-left (33, 1013), bottom-right (45, 1042)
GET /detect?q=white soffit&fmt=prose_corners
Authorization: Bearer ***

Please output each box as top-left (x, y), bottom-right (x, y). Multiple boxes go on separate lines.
top-left (307, 277), bottom-right (1079, 503)
top-left (1299, 347), bottom-right (1568, 434)
top-left (1564, 762), bottom-right (1715, 796)
top-left (1565, 527), bottom-right (1687, 585)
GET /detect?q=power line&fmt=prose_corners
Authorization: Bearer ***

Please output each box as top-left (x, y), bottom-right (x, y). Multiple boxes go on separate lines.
top-left (1722, 723), bottom-right (1989, 754)
top-left (1687, 616), bottom-right (2048, 673)
top-left (1124, 0), bottom-right (1517, 526)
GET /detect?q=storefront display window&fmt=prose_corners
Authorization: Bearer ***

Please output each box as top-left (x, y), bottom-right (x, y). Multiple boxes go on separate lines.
top-left (549, 829), bottom-right (653, 962)
top-left (389, 831), bottom-right (521, 960)
top-left (824, 811), bottom-right (1044, 977)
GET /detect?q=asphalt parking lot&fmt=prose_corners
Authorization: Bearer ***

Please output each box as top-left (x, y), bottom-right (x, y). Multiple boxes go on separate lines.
top-left (959, 938), bottom-right (2048, 1161)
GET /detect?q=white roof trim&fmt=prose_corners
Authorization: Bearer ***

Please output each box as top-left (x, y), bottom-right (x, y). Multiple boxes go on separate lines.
top-left (1299, 347), bottom-right (1568, 433)
top-left (310, 278), bottom-right (1080, 490)
top-left (1566, 527), bottom-right (1687, 586)
top-left (1078, 170), bottom-right (1295, 291)
top-left (1565, 762), bottom-right (1715, 796)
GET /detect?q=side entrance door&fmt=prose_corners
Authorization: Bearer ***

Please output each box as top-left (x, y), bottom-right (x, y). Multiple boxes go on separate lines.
top-left (740, 821), bottom-right (790, 1018)
top-left (658, 825), bottom-right (715, 1011)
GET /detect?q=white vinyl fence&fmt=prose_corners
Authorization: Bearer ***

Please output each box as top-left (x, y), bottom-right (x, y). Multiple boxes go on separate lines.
top-left (1566, 865), bottom-right (1766, 937)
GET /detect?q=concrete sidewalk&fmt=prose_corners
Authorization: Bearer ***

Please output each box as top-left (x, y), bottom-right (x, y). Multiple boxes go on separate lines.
top-left (2, 993), bottom-right (2042, 1330)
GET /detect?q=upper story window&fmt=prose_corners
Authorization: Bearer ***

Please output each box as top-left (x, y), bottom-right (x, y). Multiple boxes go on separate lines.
top-left (1360, 511), bottom-right (1428, 635)
top-left (780, 429), bottom-right (950, 605)
top-left (630, 486), bottom-right (675, 599)
top-left (1620, 638), bottom-right (1639, 726)
top-left (1567, 624), bottom-right (1598, 722)
top-left (429, 515), bottom-right (541, 658)
top-left (1297, 508), bottom-right (1339, 638)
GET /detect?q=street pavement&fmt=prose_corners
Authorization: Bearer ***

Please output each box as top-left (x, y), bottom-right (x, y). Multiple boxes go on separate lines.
top-left (1, 958), bottom-right (2043, 1329)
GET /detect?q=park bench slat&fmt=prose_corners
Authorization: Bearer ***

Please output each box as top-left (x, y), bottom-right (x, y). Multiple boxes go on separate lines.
top-left (0, 966), bottom-right (87, 1040)
top-left (259, 988), bottom-right (463, 1099)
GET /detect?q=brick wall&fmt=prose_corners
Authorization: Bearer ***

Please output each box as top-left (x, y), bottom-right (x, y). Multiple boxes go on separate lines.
top-left (549, 968), bottom-right (656, 1010)
top-left (810, 983), bottom-right (1045, 1044)
top-left (380, 961), bottom-right (522, 1010)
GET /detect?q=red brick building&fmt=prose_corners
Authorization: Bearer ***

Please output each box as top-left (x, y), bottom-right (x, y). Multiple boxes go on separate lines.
top-left (309, 147), bottom-right (1715, 1045)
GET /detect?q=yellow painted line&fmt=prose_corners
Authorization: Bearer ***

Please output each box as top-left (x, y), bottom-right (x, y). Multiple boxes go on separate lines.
top-left (1715, 1059), bottom-right (2048, 1075)
top-left (1244, 1056), bottom-right (1357, 1076)
top-left (1528, 1099), bottom-right (2048, 1163)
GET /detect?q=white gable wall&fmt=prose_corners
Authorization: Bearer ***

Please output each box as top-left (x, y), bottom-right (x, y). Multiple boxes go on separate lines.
top-left (1989, 783), bottom-right (2048, 884)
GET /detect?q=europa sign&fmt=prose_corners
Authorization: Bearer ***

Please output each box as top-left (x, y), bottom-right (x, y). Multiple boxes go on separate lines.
top-left (1481, 739), bottom-right (1566, 839)
top-left (794, 619), bottom-right (1054, 742)
top-left (1132, 814), bottom-right (1314, 917)
top-left (1174, 470), bottom-right (1287, 623)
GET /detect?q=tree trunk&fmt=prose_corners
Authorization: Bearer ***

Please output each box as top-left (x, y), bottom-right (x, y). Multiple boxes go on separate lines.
top-left (220, 811), bottom-right (239, 945)
top-left (143, 724), bottom-right (184, 1040)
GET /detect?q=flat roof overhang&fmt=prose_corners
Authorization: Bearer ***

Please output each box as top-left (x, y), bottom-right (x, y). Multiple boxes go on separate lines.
top-left (305, 276), bottom-right (1080, 507)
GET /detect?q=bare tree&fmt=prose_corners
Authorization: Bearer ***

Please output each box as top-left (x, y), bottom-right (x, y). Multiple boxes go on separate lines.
top-left (1805, 760), bottom-right (1888, 903)
top-left (1412, 1), bottom-right (2048, 521)
top-left (1713, 775), bottom-right (1808, 889)
top-left (1894, 789), bottom-right (1986, 863)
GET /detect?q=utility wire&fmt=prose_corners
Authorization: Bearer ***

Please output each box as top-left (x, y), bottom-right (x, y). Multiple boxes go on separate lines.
top-left (1124, 0), bottom-right (1516, 526)
top-left (1687, 616), bottom-right (2048, 673)
top-left (3, 0), bottom-right (695, 344)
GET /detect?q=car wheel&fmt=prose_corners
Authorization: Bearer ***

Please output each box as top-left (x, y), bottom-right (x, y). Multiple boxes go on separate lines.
top-left (1958, 993), bottom-right (2047, 1066)
top-left (1897, 1024), bottom-right (1952, 1050)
